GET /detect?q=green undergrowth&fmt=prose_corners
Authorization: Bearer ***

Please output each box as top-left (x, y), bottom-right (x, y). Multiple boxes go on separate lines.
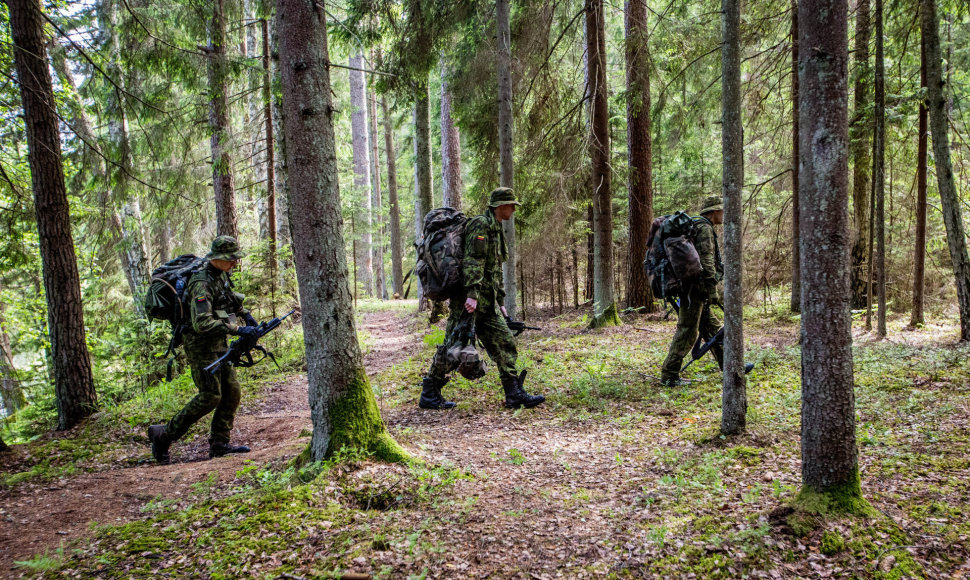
top-left (28, 453), bottom-right (471, 578)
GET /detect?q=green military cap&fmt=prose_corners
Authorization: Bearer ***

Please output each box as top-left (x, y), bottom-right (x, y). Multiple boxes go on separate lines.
top-left (488, 187), bottom-right (522, 208)
top-left (206, 235), bottom-right (246, 261)
top-left (699, 195), bottom-right (723, 215)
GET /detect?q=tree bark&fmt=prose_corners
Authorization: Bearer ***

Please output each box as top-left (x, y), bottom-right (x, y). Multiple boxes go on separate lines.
top-left (440, 66), bottom-right (463, 210)
top-left (849, 0), bottom-right (872, 309)
top-left (270, 14), bottom-right (292, 249)
top-left (276, 0), bottom-right (405, 462)
top-left (797, 0), bottom-right (866, 510)
top-left (0, 285), bottom-right (25, 417)
top-left (922, 0), bottom-right (970, 341)
top-left (497, 0), bottom-right (519, 318)
top-left (721, 0), bottom-right (746, 435)
top-left (873, 0), bottom-right (886, 337)
top-left (382, 96), bottom-right (404, 298)
top-left (911, 33), bottom-right (928, 327)
top-left (208, 0), bottom-right (238, 239)
top-left (369, 85), bottom-right (387, 300)
top-left (262, 19), bottom-right (278, 309)
top-left (349, 52), bottom-right (374, 298)
top-left (8, 0), bottom-right (97, 430)
top-left (586, 0), bottom-right (620, 328)
top-left (624, 0), bottom-right (656, 312)
top-left (414, 79), bottom-right (434, 307)
top-left (790, 0), bottom-right (801, 314)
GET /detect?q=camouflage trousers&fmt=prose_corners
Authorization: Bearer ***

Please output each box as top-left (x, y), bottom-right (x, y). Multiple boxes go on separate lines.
top-left (166, 350), bottom-right (241, 445)
top-left (661, 290), bottom-right (723, 381)
top-left (428, 294), bottom-right (518, 382)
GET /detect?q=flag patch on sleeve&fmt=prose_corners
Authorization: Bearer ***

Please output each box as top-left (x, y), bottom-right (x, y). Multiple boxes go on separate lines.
top-left (476, 235), bottom-right (485, 240)
top-left (196, 297), bottom-right (207, 303)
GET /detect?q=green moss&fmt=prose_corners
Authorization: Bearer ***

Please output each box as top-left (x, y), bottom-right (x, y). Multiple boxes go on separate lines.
top-left (589, 301), bottom-right (621, 328)
top-left (326, 368), bottom-right (409, 463)
top-left (793, 467), bottom-right (875, 516)
top-left (820, 530), bottom-right (846, 555)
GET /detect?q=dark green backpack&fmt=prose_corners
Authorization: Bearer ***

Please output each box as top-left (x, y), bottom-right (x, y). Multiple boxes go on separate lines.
top-left (643, 211), bottom-right (703, 301)
top-left (145, 254), bottom-right (206, 379)
top-left (415, 208), bottom-right (468, 301)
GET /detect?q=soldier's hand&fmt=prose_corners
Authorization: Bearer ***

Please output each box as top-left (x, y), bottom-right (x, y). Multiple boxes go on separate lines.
top-left (500, 306), bottom-right (509, 318)
top-left (464, 298), bottom-right (478, 313)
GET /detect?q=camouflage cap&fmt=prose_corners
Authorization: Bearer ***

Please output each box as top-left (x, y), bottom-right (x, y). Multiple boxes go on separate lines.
top-left (206, 235), bottom-right (245, 261)
top-left (488, 187), bottom-right (522, 208)
top-left (699, 195), bottom-right (723, 215)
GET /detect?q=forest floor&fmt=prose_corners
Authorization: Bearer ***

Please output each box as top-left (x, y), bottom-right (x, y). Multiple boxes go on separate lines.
top-left (1, 300), bottom-right (969, 578)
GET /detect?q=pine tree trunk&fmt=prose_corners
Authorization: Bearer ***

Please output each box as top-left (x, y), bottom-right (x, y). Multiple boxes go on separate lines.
top-left (849, 0), bottom-right (872, 309)
top-left (276, 0), bottom-right (405, 463)
top-left (208, 0), bottom-right (238, 239)
top-left (497, 0), bottom-right (519, 318)
top-left (270, 14), bottom-right (292, 249)
top-left (721, 0), bottom-right (747, 435)
top-left (873, 0), bottom-right (886, 337)
top-left (382, 96), bottom-right (404, 297)
top-left (368, 85), bottom-right (387, 300)
top-left (790, 0), bottom-right (801, 314)
top-left (262, 18), bottom-right (278, 308)
top-left (414, 79), bottom-right (434, 308)
top-left (349, 53), bottom-right (374, 298)
top-left (911, 34), bottom-right (928, 327)
top-left (922, 0), bottom-right (970, 341)
top-left (8, 0), bottom-right (97, 430)
top-left (440, 67), bottom-right (463, 210)
top-left (796, 0), bottom-right (866, 511)
top-left (586, 0), bottom-right (620, 328)
top-left (624, 0), bottom-right (656, 312)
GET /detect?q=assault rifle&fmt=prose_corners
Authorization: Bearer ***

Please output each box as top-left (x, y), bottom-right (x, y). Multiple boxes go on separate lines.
top-left (681, 326), bottom-right (723, 373)
top-left (505, 316), bottom-right (541, 337)
top-left (205, 310), bottom-right (296, 375)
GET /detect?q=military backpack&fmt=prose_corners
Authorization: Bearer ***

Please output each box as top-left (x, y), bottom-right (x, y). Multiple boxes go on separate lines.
top-left (416, 208), bottom-right (468, 301)
top-left (145, 254), bottom-right (207, 378)
top-left (642, 211), bottom-right (705, 302)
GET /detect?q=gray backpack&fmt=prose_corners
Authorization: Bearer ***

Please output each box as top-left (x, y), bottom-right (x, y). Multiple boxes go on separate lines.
top-left (416, 208), bottom-right (467, 301)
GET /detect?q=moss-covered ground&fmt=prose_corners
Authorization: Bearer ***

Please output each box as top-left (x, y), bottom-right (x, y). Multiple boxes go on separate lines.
top-left (3, 300), bottom-right (970, 578)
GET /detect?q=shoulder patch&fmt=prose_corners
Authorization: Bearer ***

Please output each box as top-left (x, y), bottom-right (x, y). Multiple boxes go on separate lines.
top-left (196, 296), bottom-right (207, 303)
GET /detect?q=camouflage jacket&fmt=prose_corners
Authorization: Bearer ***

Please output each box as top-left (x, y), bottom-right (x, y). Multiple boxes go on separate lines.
top-left (693, 216), bottom-right (723, 289)
top-left (183, 263), bottom-right (250, 355)
top-left (463, 209), bottom-right (507, 307)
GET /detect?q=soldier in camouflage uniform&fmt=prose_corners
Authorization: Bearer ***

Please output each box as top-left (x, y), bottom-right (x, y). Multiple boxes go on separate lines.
top-left (418, 187), bottom-right (545, 410)
top-left (147, 236), bottom-right (256, 463)
top-left (659, 196), bottom-right (726, 386)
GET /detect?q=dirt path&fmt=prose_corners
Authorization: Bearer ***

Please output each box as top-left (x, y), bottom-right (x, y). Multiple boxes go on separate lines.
top-left (0, 308), bottom-right (422, 574)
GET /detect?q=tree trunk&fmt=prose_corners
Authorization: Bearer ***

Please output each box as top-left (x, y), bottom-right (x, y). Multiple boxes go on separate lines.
top-left (369, 85), bottom-right (387, 300)
top-left (572, 243), bottom-right (580, 308)
top-left (873, 0), bottom-right (886, 337)
top-left (922, 0), bottom-right (970, 341)
top-left (382, 96), bottom-right (404, 298)
top-left (911, 33), bottom-right (928, 327)
top-left (414, 79), bottom-right (434, 308)
top-left (349, 53), bottom-right (374, 298)
top-left (262, 19), bottom-right (278, 310)
top-left (796, 0), bottom-right (867, 511)
top-left (790, 0), bottom-right (801, 314)
top-left (721, 0), bottom-right (747, 435)
top-left (8, 0), bottom-right (97, 430)
top-left (270, 14), bottom-right (292, 248)
top-left (586, 0), bottom-right (620, 328)
top-left (624, 0), bottom-right (656, 312)
top-left (440, 66), bottom-right (463, 210)
top-left (208, 0), bottom-right (238, 239)
top-left (0, 287), bottom-right (25, 416)
top-left (849, 0), bottom-right (872, 309)
top-left (276, 0), bottom-right (405, 463)
top-left (497, 0), bottom-right (519, 318)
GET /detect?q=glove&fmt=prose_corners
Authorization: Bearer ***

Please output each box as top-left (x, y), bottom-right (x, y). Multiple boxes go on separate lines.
top-left (242, 312), bottom-right (258, 326)
top-left (705, 284), bottom-right (721, 305)
top-left (236, 325), bottom-right (259, 338)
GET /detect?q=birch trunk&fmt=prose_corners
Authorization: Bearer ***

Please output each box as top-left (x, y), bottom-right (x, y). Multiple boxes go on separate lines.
top-left (276, 0), bottom-right (405, 462)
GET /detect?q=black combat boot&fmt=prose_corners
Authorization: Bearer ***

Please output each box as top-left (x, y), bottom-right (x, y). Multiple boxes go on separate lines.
top-left (209, 441), bottom-right (251, 458)
top-left (147, 424), bottom-right (171, 464)
top-left (418, 377), bottom-right (456, 410)
top-left (502, 370), bottom-right (545, 409)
